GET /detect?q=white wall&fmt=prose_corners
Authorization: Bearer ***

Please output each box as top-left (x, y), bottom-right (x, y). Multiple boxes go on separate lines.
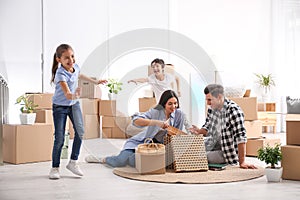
top-left (0, 0), bottom-right (277, 126)
top-left (0, 0), bottom-right (42, 122)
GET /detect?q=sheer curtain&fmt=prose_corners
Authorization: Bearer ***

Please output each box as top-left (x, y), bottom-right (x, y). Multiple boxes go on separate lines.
top-left (271, 0), bottom-right (300, 131)
top-left (272, 0), bottom-right (300, 97)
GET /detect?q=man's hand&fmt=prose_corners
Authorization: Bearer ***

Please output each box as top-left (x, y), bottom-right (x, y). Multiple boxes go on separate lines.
top-left (189, 125), bottom-right (207, 135)
top-left (240, 162), bottom-right (257, 169)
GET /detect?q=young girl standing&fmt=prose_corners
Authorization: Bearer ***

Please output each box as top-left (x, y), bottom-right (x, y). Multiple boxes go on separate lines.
top-left (49, 44), bottom-right (107, 179)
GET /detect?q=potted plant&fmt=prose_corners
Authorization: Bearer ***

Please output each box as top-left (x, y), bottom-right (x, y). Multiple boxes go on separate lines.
top-left (257, 143), bottom-right (283, 182)
top-left (15, 94), bottom-right (38, 125)
top-left (255, 73), bottom-right (275, 101)
top-left (106, 78), bottom-right (123, 100)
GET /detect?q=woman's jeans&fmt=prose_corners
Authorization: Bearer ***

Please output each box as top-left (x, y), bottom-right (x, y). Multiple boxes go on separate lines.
top-left (52, 101), bottom-right (84, 168)
top-left (106, 149), bottom-right (135, 167)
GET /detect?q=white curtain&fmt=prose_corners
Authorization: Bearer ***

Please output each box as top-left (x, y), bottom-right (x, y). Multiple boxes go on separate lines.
top-left (271, 0), bottom-right (300, 132)
top-left (272, 0), bottom-right (300, 97)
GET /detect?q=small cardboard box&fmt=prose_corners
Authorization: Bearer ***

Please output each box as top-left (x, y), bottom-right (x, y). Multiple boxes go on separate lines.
top-left (281, 145), bottom-right (300, 181)
top-left (35, 109), bottom-right (69, 131)
top-left (244, 120), bottom-right (262, 139)
top-left (229, 97), bottom-right (258, 120)
top-left (35, 109), bottom-right (53, 124)
top-left (27, 93), bottom-right (53, 110)
top-left (246, 138), bottom-right (281, 156)
top-left (286, 114), bottom-right (300, 145)
top-left (78, 78), bottom-right (102, 99)
top-left (99, 100), bottom-right (116, 116)
top-left (139, 97), bottom-right (156, 112)
top-left (135, 152), bottom-right (166, 175)
top-left (80, 98), bottom-right (99, 115)
top-left (2, 124), bottom-right (53, 164)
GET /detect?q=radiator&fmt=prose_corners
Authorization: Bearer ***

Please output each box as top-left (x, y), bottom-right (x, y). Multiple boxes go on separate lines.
top-left (0, 75), bottom-right (9, 165)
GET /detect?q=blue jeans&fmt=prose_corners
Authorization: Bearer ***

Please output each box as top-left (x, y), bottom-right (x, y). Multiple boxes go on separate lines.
top-left (106, 149), bottom-right (135, 167)
top-left (52, 101), bottom-right (84, 168)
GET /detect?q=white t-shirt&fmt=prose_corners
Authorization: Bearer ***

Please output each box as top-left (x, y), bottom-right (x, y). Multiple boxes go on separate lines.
top-left (147, 73), bottom-right (176, 102)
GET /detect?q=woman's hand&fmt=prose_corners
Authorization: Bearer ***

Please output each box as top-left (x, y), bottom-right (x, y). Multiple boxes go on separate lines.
top-left (148, 119), bottom-right (170, 129)
top-left (160, 120), bottom-right (170, 129)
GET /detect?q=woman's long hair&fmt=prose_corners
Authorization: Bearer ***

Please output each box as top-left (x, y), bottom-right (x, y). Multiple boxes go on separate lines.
top-left (154, 90), bottom-right (180, 110)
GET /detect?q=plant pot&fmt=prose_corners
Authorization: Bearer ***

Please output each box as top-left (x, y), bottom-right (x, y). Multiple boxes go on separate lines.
top-left (262, 93), bottom-right (271, 102)
top-left (108, 93), bottom-right (116, 100)
top-left (265, 167), bottom-right (283, 182)
top-left (19, 113), bottom-right (36, 125)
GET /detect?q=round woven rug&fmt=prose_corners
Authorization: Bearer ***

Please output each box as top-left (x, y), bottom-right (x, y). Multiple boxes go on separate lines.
top-left (113, 166), bottom-right (265, 184)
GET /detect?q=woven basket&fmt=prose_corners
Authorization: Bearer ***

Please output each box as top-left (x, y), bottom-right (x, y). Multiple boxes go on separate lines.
top-left (135, 138), bottom-right (166, 174)
top-left (164, 134), bottom-right (208, 172)
top-left (136, 138), bottom-right (165, 154)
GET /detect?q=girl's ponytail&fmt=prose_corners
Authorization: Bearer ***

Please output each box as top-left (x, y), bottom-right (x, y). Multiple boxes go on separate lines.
top-left (50, 53), bottom-right (59, 84)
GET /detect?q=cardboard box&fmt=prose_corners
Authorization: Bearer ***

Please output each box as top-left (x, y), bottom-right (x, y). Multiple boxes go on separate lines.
top-left (246, 138), bottom-right (281, 156)
top-left (84, 114), bottom-right (100, 139)
top-left (69, 114), bottom-right (99, 139)
top-left (139, 97), bottom-right (156, 112)
top-left (286, 114), bottom-right (300, 145)
top-left (78, 78), bottom-right (102, 99)
top-left (99, 100), bottom-right (116, 116)
top-left (102, 116), bottom-right (131, 129)
top-left (111, 127), bottom-right (127, 139)
top-left (229, 97), bottom-right (258, 120)
top-left (2, 124), bottom-right (53, 164)
top-left (102, 116), bottom-right (115, 127)
top-left (80, 98), bottom-right (99, 115)
top-left (101, 127), bottom-right (112, 138)
top-left (281, 145), bottom-right (300, 181)
top-left (35, 109), bottom-right (53, 124)
top-left (244, 120), bottom-right (262, 139)
top-left (135, 152), bottom-right (166, 174)
top-left (27, 93), bottom-right (53, 109)
top-left (35, 109), bottom-right (69, 131)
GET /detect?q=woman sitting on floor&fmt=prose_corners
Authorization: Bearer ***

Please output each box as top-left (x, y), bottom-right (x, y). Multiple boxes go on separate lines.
top-left (85, 89), bottom-right (191, 167)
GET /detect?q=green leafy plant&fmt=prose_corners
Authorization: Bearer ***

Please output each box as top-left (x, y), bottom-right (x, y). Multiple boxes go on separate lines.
top-left (107, 78), bottom-right (123, 94)
top-left (15, 94), bottom-right (38, 113)
top-left (255, 73), bottom-right (275, 93)
top-left (257, 143), bottom-right (282, 169)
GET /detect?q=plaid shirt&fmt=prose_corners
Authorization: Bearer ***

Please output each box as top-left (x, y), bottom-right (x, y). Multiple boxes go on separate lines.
top-left (202, 98), bottom-right (247, 164)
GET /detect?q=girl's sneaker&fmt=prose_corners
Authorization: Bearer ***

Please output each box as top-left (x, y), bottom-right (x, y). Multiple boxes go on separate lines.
top-left (49, 167), bottom-right (60, 179)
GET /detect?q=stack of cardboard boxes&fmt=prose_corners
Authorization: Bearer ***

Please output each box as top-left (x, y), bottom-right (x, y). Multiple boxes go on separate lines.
top-left (100, 100), bottom-right (131, 139)
top-left (229, 97), bottom-right (280, 156)
top-left (69, 98), bottom-right (100, 139)
top-left (3, 93), bottom-right (54, 164)
top-left (281, 114), bottom-right (300, 181)
top-left (69, 79), bottom-right (102, 139)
